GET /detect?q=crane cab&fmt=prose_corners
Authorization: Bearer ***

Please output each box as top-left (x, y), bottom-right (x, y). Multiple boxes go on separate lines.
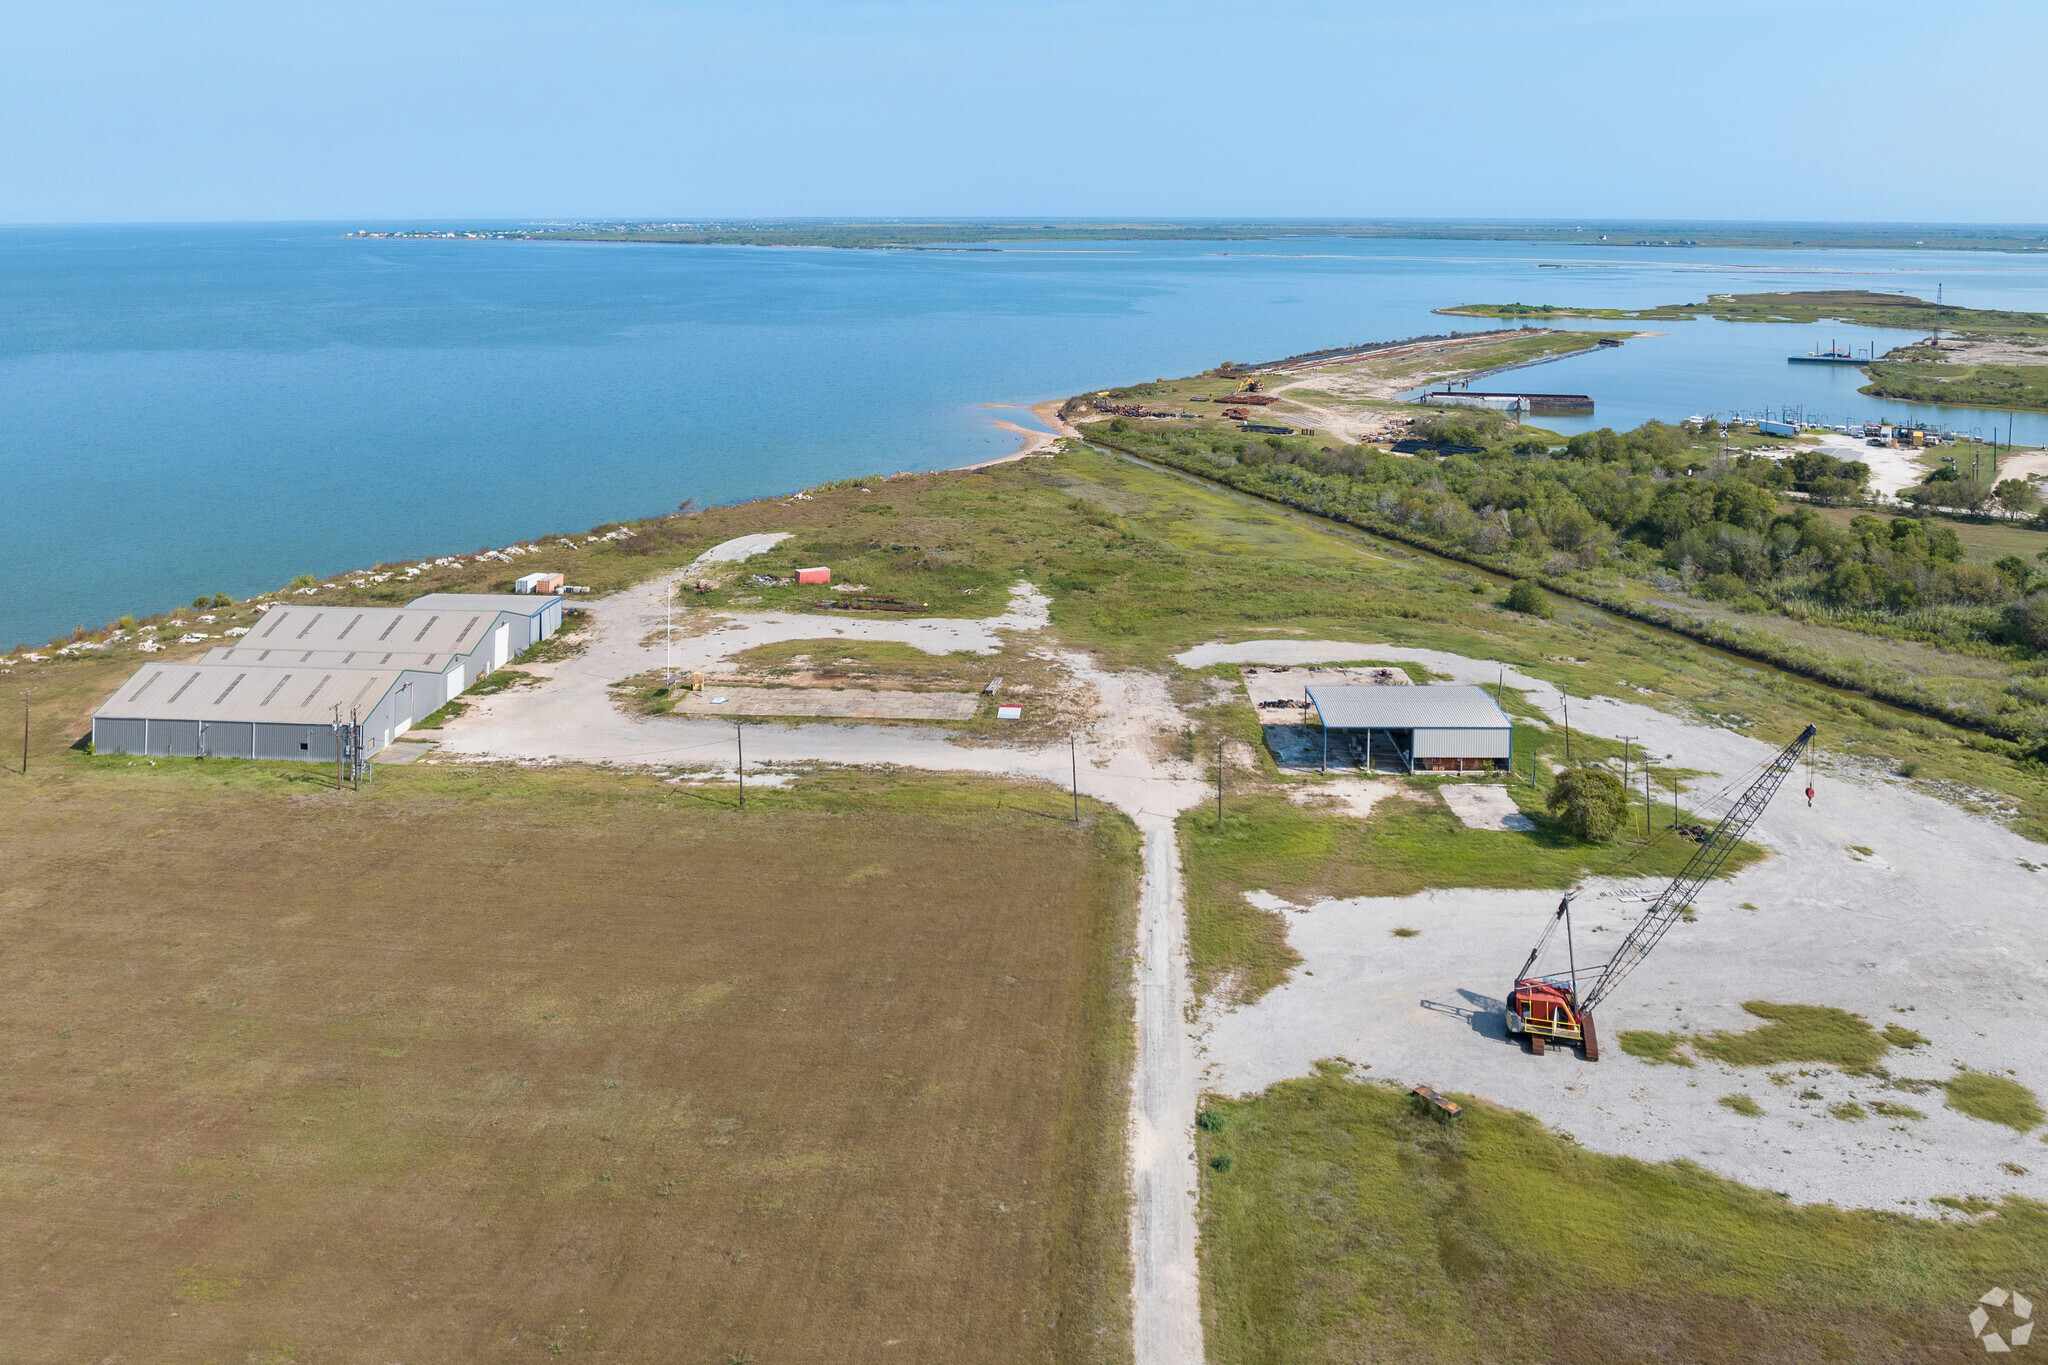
top-left (1507, 979), bottom-right (1599, 1059)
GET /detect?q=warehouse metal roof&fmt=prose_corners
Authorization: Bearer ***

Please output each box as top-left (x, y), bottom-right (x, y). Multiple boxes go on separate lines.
top-left (244, 605), bottom-right (503, 656)
top-left (407, 592), bottom-right (560, 617)
top-left (93, 662), bottom-right (407, 726)
top-left (202, 645), bottom-right (461, 672)
top-left (1305, 684), bottom-right (1511, 731)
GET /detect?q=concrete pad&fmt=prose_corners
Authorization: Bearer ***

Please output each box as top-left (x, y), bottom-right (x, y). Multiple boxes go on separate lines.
top-left (1242, 663), bottom-right (1409, 714)
top-left (375, 741), bottom-right (436, 765)
top-left (674, 686), bottom-right (980, 721)
top-left (1288, 779), bottom-right (1400, 820)
top-left (1439, 783), bottom-right (1536, 831)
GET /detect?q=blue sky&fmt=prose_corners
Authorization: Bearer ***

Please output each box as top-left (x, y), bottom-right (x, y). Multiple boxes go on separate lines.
top-left (2, 0), bottom-right (2041, 223)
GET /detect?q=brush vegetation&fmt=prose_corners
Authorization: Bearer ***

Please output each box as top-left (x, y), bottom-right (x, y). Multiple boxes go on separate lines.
top-left (1863, 361), bottom-right (2048, 413)
top-left (1087, 412), bottom-right (2048, 748)
top-left (1197, 1065), bottom-right (2048, 1364)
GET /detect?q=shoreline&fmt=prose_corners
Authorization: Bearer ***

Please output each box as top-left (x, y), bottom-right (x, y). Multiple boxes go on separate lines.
top-left (954, 399), bottom-right (1083, 470)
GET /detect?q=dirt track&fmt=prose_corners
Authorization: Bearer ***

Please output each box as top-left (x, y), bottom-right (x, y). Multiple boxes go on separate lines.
top-left (436, 549), bottom-right (1212, 1365)
top-left (434, 545), bottom-right (2048, 1356)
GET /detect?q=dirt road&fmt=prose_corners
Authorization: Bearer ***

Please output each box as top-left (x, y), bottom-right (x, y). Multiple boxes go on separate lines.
top-left (434, 548), bottom-right (1210, 1364)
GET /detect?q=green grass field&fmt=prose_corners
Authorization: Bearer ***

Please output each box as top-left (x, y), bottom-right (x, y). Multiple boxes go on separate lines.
top-left (1196, 1066), bottom-right (2048, 1364)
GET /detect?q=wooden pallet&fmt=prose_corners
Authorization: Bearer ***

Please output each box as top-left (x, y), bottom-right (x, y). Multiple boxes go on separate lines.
top-left (1411, 1084), bottom-right (1462, 1118)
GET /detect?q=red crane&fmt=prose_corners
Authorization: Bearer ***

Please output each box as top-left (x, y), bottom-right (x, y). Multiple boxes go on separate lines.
top-left (1506, 724), bottom-right (1816, 1059)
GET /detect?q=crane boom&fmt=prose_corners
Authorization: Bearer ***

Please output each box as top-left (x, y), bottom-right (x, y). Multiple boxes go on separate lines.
top-left (1577, 724), bottom-right (1815, 1013)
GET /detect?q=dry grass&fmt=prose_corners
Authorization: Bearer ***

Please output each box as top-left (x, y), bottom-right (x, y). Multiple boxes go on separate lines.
top-left (0, 761), bottom-right (1135, 1364)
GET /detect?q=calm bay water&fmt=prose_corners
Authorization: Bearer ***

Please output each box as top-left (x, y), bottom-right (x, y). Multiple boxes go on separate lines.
top-left (5, 224), bottom-right (2048, 646)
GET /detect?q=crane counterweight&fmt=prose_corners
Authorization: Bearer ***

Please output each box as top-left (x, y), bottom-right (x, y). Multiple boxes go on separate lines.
top-left (1505, 724), bottom-right (1815, 1060)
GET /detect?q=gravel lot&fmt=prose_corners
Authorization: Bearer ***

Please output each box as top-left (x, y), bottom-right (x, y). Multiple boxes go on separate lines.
top-left (1189, 641), bottom-right (2048, 1213)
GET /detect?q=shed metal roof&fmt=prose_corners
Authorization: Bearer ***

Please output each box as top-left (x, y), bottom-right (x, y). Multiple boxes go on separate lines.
top-left (93, 662), bottom-right (406, 726)
top-left (202, 645), bottom-right (460, 672)
top-left (245, 605), bottom-right (501, 655)
top-left (1305, 684), bottom-right (1511, 731)
top-left (406, 592), bottom-right (559, 617)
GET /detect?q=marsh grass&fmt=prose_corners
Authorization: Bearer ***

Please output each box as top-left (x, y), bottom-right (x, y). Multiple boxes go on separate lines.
top-left (1718, 1094), bottom-right (1764, 1117)
top-left (1944, 1072), bottom-right (2046, 1133)
top-left (1620, 1031), bottom-right (1695, 1067)
top-left (1692, 1002), bottom-right (1901, 1075)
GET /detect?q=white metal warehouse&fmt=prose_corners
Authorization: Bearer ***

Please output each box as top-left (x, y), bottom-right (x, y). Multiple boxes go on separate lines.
top-left (91, 662), bottom-right (412, 761)
top-left (1303, 684), bottom-right (1514, 774)
top-left (406, 592), bottom-right (563, 654)
top-left (91, 591), bottom-right (563, 762)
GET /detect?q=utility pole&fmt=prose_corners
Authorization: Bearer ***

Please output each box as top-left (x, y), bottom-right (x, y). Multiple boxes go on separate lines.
top-left (1561, 693), bottom-right (1571, 763)
top-left (1616, 734), bottom-right (1637, 838)
top-left (333, 704), bottom-right (344, 792)
top-left (665, 576), bottom-right (677, 690)
top-left (20, 686), bottom-right (34, 775)
top-left (735, 723), bottom-right (745, 809)
top-left (1070, 733), bottom-right (1079, 823)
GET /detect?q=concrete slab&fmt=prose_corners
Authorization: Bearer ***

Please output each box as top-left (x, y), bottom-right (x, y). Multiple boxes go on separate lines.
top-left (674, 685), bottom-right (980, 721)
top-left (375, 741), bottom-right (437, 765)
top-left (1439, 783), bottom-right (1536, 831)
top-left (1242, 663), bottom-right (1409, 717)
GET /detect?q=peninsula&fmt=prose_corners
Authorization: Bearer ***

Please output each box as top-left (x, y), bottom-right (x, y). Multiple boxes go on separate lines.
top-left (1442, 290), bottom-right (2048, 413)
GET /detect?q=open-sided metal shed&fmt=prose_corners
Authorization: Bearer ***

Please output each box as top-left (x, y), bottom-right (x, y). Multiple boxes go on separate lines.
top-left (1304, 684), bottom-right (1513, 774)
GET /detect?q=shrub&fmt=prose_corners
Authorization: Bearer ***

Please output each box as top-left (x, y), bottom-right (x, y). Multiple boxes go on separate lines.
top-left (1545, 767), bottom-right (1628, 840)
top-left (1503, 580), bottom-right (1551, 618)
top-left (1197, 1108), bottom-right (1227, 1133)
top-left (1697, 572), bottom-right (1750, 603)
